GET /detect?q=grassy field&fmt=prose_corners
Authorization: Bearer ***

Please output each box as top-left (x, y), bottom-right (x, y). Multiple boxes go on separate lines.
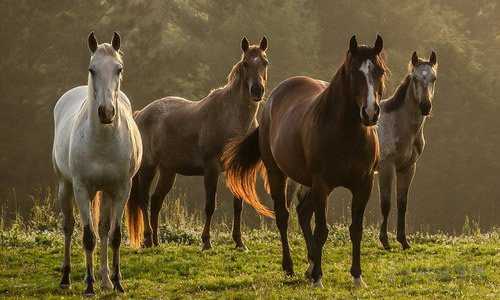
top-left (1, 215), bottom-right (499, 299)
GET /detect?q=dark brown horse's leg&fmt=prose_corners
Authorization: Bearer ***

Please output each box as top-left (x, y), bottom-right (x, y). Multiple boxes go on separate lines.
top-left (232, 196), bottom-right (247, 250)
top-left (309, 183), bottom-right (329, 287)
top-left (378, 164), bottom-right (395, 250)
top-left (268, 169), bottom-right (294, 276)
top-left (202, 164), bottom-right (219, 250)
top-left (396, 163), bottom-right (416, 250)
top-left (296, 187), bottom-right (315, 280)
top-left (350, 176), bottom-right (373, 288)
top-left (136, 166), bottom-right (156, 247)
top-left (150, 171), bottom-right (176, 246)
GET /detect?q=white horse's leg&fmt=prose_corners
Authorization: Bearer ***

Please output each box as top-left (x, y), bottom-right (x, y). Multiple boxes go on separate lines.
top-left (73, 182), bottom-right (97, 296)
top-left (58, 180), bottom-right (74, 289)
top-left (109, 182), bottom-right (131, 293)
top-left (98, 193), bottom-right (113, 290)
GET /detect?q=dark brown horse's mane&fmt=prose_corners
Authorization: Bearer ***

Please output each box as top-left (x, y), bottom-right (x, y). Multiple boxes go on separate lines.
top-left (381, 74), bottom-right (411, 113)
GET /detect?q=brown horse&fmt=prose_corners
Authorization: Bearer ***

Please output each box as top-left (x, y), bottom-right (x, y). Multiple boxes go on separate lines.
top-left (126, 37), bottom-right (269, 250)
top-left (223, 35), bottom-right (388, 288)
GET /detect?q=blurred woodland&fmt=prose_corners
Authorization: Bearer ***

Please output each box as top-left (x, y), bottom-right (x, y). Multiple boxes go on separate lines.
top-left (0, 0), bottom-right (499, 232)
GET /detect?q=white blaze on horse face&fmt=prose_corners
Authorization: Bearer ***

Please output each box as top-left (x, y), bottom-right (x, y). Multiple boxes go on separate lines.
top-left (359, 60), bottom-right (377, 120)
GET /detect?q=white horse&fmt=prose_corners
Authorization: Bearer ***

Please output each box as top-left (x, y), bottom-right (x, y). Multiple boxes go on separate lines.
top-left (52, 32), bottom-right (142, 296)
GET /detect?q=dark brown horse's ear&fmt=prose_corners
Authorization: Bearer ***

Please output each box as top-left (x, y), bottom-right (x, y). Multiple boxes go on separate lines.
top-left (112, 32), bottom-right (121, 51)
top-left (88, 31), bottom-right (98, 53)
top-left (374, 34), bottom-right (383, 55)
top-left (241, 37), bottom-right (249, 53)
top-left (260, 36), bottom-right (268, 51)
top-left (429, 51), bottom-right (437, 66)
top-left (411, 51), bottom-right (419, 66)
top-left (349, 35), bottom-right (358, 54)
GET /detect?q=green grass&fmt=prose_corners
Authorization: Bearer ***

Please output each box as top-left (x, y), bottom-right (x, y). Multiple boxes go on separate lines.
top-left (1, 223), bottom-right (499, 299)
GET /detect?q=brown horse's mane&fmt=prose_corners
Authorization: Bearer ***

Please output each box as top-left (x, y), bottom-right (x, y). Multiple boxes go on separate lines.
top-left (381, 74), bottom-right (411, 113)
top-left (207, 56), bottom-right (246, 98)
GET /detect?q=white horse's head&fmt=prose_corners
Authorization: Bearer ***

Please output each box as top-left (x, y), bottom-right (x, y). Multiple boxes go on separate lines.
top-left (87, 32), bottom-right (123, 124)
top-left (409, 51), bottom-right (438, 116)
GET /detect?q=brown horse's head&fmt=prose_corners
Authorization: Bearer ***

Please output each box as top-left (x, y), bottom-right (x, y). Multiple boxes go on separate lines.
top-left (345, 35), bottom-right (389, 126)
top-left (409, 51), bottom-right (438, 116)
top-left (238, 37), bottom-right (269, 102)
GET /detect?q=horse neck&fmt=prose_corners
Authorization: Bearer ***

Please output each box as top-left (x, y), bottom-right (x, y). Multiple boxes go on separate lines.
top-left (224, 79), bottom-right (259, 129)
top-left (317, 66), bottom-right (361, 132)
top-left (400, 78), bottom-right (426, 132)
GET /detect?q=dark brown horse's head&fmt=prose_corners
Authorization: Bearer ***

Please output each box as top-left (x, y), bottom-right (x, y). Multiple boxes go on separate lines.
top-left (345, 35), bottom-right (389, 126)
top-left (409, 51), bottom-right (438, 116)
top-left (239, 37), bottom-right (269, 101)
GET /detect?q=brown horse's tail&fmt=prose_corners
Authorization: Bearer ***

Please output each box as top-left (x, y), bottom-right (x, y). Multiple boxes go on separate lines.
top-left (222, 128), bottom-right (274, 218)
top-left (92, 191), bottom-right (102, 231)
top-left (125, 173), bottom-right (144, 248)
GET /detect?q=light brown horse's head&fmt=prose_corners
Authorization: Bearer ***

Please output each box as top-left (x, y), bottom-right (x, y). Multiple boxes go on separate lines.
top-left (239, 37), bottom-right (269, 102)
top-left (409, 51), bottom-right (438, 116)
top-left (88, 32), bottom-right (123, 124)
top-left (345, 35), bottom-right (389, 126)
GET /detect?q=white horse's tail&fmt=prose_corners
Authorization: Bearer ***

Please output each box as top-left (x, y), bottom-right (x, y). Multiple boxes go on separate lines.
top-left (92, 191), bottom-right (102, 231)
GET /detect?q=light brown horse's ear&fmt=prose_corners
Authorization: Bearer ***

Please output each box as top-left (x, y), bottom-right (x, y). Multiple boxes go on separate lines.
top-left (374, 34), bottom-right (383, 55)
top-left (349, 35), bottom-right (357, 54)
top-left (260, 36), bottom-right (268, 51)
top-left (112, 32), bottom-right (121, 51)
top-left (88, 31), bottom-right (98, 53)
top-left (411, 51), bottom-right (419, 66)
top-left (429, 51), bottom-right (437, 66)
top-left (241, 37), bottom-right (249, 53)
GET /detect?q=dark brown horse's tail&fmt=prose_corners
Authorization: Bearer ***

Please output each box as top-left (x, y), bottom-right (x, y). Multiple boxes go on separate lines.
top-left (125, 173), bottom-right (144, 248)
top-left (222, 128), bottom-right (275, 218)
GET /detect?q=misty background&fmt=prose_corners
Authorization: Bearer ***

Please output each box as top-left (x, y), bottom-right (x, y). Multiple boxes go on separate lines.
top-left (0, 0), bottom-right (499, 233)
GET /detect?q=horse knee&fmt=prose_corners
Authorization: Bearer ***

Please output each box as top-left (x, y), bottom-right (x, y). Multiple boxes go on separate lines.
top-left (83, 225), bottom-right (96, 252)
top-left (111, 227), bottom-right (122, 250)
top-left (63, 219), bottom-right (75, 236)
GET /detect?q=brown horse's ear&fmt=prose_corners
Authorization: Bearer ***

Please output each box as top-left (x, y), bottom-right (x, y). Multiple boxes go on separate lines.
top-left (112, 32), bottom-right (121, 51)
top-left (411, 51), bottom-right (419, 66)
top-left (241, 37), bottom-right (249, 53)
top-left (88, 31), bottom-right (98, 53)
top-left (349, 35), bottom-right (357, 54)
top-left (429, 51), bottom-right (437, 66)
top-left (374, 34), bottom-right (383, 55)
top-left (260, 36), bottom-right (268, 51)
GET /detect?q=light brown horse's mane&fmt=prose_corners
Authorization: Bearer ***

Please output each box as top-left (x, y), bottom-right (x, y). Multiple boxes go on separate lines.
top-left (207, 56), bottom-right (246, 97)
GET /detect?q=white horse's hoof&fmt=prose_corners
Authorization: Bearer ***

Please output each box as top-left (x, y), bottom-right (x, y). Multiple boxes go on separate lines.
top-left (101, 277), bottom-right (113, 290)
top-left (353, 276), bottom-right (367, 289)
top-left (312, 278), bottom-right (324, 288)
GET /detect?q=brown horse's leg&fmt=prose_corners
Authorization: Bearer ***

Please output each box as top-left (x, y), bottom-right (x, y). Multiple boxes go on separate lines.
top-left (135, 165), bottom-right (156, 247)
top-left (58, 180), bottom-right (74, 289)
top-left (150, 171), bottom-right (176, 246)
top-left (232, 196), bottom-right (246, 250)
top-left (396, 163), bottom-right (416, 250)
top-left (349, 176), bottom-right (373, 288)
top-left (268, 169), bottom-right (294, 276)
top-left (201, 164), bottom-right (220, 250)
top-left (378, 163), bottom-right (395, 250)
top-left (296, 187), bottom-right (315, 281)
top-left (309, 183), bottom-right (329, 287)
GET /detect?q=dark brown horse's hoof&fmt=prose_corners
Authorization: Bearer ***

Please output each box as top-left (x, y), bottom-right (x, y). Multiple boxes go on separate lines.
top-left (379, 235), bottom-right (391, 250)
top-left (235, 243), bottom-right (248, 252)
top-left (201, 242), bottom-right (212, 251)
top-left (60, 283), bottom-right (71, 290)
top-left (113, 281), bottom-right (125, 294)
top-left (400, 241), bottom-right (411, 250)
top-left (83, 284), bottom-right (95, 297)
top-left (304, 260), bottom-right (314, 281)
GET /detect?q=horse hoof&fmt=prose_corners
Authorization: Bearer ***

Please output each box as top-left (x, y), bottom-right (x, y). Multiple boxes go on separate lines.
top-left (400, 240), bottom-right (411, 250)
top-left (113, 281), bottom-right (125, 294)
top-left (201, 242), bottom-right (212, 251)
top-left (312, 278), bottom-right (324, 288)
top-left (235, 243), bottom-right (248, 252)
top-left (101, 278), bottom-right (113, 290)
top-left (379, 236), bottom-right (391, 250)
top-left (353, 276), bottom-right (367, 289)
top-left (83, 286), bottom-right (95, 297)
top-left (60, 283), bottom-right (71, 290)
top-left (304, 261), bottom-right (314, 281)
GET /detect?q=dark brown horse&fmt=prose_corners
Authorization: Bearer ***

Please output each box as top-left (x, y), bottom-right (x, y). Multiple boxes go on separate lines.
top-left (223, 35), bottom-right (389, 288)
top-left (126, 37), bottom-right (270, 250)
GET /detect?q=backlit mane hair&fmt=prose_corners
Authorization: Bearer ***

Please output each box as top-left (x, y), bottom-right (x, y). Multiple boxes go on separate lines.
top-left (380, 74), bottom-right (411, 113)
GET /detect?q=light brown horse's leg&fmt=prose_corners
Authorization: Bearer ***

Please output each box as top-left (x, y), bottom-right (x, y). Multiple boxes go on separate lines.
top-left (150, 170), bottom-right (176, 246)
top-left (396, 163), bottom-right (416, 250)
top-left (58, 180), bottom-right (74, 289)
top-left (378, 163), bottom-right (396, 250)
top-left (232, 196), bottom-right (246, 250)
top-left (268, 169), bottom-right (294, 276)
top-left (349, 176), bottom-right (373, 288)
top-left (201, 163), bottom-right (220, 250)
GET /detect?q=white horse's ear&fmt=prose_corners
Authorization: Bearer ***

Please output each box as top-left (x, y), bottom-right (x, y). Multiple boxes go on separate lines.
top-left (88, 32), bottom-right (98, 53)
top-left (411, 51), bottom-right (419, 66)
top-left (112, 32), bottom-right (121, 51)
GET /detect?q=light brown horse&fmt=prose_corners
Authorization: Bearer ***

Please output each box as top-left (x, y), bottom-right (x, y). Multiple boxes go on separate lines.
top-left (126, 37), bottom-right (269, 250)
top-left (223, 35), bottom-right (389, 288)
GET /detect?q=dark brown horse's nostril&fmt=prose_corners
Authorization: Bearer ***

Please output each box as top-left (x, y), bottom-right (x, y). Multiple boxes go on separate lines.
top-left (420, 101), bottom-right (432, 116)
